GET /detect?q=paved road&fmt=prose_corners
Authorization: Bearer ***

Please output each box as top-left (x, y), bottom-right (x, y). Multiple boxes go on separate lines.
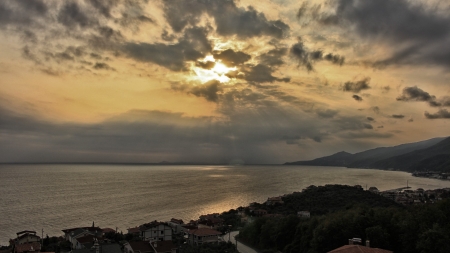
top-left (223, 231), bottom-right (258, 253)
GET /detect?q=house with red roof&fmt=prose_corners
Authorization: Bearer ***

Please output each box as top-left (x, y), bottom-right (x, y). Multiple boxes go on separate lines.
top-left (187, 228), bottom-right (222, 246)
top-left (139, 221), bottom-right (172, 242)
top-left (328, 239), bottom-right (393, 253)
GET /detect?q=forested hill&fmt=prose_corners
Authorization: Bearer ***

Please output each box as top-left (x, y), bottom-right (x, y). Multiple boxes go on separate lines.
top-left (284, 136), bottom-right (450, 172)
top-left (238, 185), bottom-right (450, 253)
top-left (253, 185), bottom-right (401, 216)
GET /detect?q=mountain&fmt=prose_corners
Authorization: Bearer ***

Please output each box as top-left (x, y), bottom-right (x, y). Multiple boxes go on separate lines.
top-left (285, 136), bottom-right (450, 172)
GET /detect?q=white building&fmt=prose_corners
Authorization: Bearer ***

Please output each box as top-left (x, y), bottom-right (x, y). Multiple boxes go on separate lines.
top-left (140, 221), bottom-right (172, 242)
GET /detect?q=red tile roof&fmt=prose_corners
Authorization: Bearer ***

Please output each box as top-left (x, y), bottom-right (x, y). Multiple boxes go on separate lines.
top-left (128, 241), bottom-right (153, 253)
top-left (151, 241), bottom-right (176, 253)
top-left (102, 228), bottom-right (116, 234)
top-left (127, 227), bottom-right (140, 234)
top-left (328, 245), bottom-right (393, 253)
top-left (15, 242), bottom-right (41, 253)
top-left (188, 228), bottom-right (221, 236)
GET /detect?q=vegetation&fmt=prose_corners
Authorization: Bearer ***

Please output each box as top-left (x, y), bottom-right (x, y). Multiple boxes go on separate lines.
top-left (238, 185), bottom-right (450, 253)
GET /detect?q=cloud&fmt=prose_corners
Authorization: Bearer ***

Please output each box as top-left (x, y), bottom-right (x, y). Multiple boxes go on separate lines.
top-left (163, 0), bottom-right (289, 38)
top-left (342, 78), bottom-right (371, 93)
top-left (213, 49), bottom-right (251, 66)
top-left (397, 86), bottom-right (435, 102)
top-left (316, 109), bottom-right (339, 118)
top-left (93, 62), bottom-right (115, 71)
top-left (258, 48), bottom-right (288, 67)
top-left (290, 41), bottom-right (345, 71)
top-left (396, 86), bottom-right (450, 107)
top-left (241, 64), bottom-right (290, 83)
top-left (123, 26), bottom-right (212, 71)
top-left (58, 2), bottom-right (98, 28)
top-left (424, 109), bottom-right (450, 119)
top-left (371, 106), bottom-right (380, 114)
top-left (367, 117), bottom-right (375, 121)
top-left (317, 0), bottom-right (450, 68)
top-left (352, 95), bottom-right (363, 101)
top-left (392, 114), bottom-right (405, 119)
top-left (190, 80), bottom-right (222, 102)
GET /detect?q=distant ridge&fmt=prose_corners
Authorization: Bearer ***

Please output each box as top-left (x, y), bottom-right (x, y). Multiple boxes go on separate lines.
top-left (285, 136), bottom-right (450, 172)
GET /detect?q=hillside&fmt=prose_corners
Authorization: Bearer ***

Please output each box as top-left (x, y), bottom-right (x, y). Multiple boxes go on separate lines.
top-left (285, 137), bottom-right (450, 172)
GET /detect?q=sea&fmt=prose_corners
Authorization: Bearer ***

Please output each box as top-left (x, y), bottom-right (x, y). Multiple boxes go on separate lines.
top-left (1, 164), bottom-right (450, 245)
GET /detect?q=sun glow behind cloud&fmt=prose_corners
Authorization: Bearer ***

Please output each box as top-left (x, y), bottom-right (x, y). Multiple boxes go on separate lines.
top-left (192, 56), bottom-right (237, 83)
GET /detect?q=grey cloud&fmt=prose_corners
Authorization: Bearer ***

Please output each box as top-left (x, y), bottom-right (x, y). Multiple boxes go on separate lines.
top-left (371, 106), bottom-right (380, 114)
top-left (377, 125), bottom-right (384, 128)
top-left (290, 41), bottom-right (345, 72)
top-left (392, 114), bottom-right (405, 119)
top-left (190, 80), bottom-right (222, 102)
top-left (258, 48), bottom-right (288, 67)
top-left (323, 53), bottom-right (345, 65)
top-left (163, 0), bottom-right (289, 39)
top-left (316, 109), bottom-right (339, 118)
top-left (196, 61), bottom-right (215, 70)
top-left (363, 123), bottom-right (373, 129)
top-left (123, 26), bottom-right (212, 71)
top-left (321, 0), bottom-right (450, 68)
top-left (58, 2), bottom-right (97, 28)
top-left (213, 49), bottom-right (251, 66)
top-left (397, 86), bottom-right (435, 102)
top-left (342, 78), bottom-right (371, 93)
top-left (242, 64), bottom-right (290, 83)
top-left (93, 62), bottom-right (115, 71)
top-left (339, 131), bottom-right (393, 139)
top-left (424, 109), bottom-right (450, 119)
top-left (367, 117), bottom-right (374, 121)
top-left (352, 95), bottom-right (363, 101)
top-left (396, 86), bottom-right (450, 107)
top-left (408, 118), bottom-right (414, 122)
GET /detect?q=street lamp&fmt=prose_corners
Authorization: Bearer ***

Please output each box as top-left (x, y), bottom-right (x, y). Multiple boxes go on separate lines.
top-left (228, 225), bottom-right (232, 242)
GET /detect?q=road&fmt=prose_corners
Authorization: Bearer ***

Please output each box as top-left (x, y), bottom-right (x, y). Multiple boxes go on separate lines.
top-left (222, 231), bottom-right (258, 253)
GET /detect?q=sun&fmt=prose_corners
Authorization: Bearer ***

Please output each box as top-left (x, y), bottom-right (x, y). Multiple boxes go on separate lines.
top-left (192, 56), bottom-right (237, 83)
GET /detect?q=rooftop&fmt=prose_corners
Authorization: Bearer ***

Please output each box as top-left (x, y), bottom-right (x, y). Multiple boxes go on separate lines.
top-left (328, 245), bottom-right (393, 253)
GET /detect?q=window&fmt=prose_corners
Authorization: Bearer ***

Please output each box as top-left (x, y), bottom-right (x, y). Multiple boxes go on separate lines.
top-left (161, 231), bottom-right (164, 234)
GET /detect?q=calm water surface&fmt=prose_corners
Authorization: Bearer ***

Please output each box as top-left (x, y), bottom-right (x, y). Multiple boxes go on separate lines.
top-left (1, 164), bottom-right (450, 244)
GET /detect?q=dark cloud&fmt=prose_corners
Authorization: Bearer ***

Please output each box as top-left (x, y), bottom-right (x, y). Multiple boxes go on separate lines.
top-left (93, 62), bottom-right (115, 71)
top-left (424, 109), bottom-right (450, 119)
top-left (367, 117), bottom-right (374, 121)
top-left (377, 125), bottom-right (384, 128)
top-left (242, 64), bottom-right (290, 83)
top-left (123, 26), bottom-right (212, 71)
top-left (396, 86), bottom-right (450, 107)
top-left (190, 80), bottom-right (222, 102)
top-left (196, 61), bottom-right (215, 70)
top-left (213, 49), bottom-right (251, 66)
top-left (408, 118), bottom-right (414, 122)
top-left (392, 114), bottom-right (405, 119)
top-left (163, 0), bottom-right (289, 38)
top-left (352, 95), bottom-right (363, 101)
top-left (371, 106), bottom-right (380, 114)
top-left (318, 0), bottom-right (450, 68)
top-left (397, 86), bottom-right (435, 102)
top-left (0, 0), bottom-right (48, 26)
top-left (258, 48), bottom-right (288, 67)
top-left (363, 123), bottom-right (373, 129)
top-left (323, 53), bottom-right (345, 65)
top-left (342, 78), bottom-right (371, 93)
top-left (58, 2), bottom-right (97, 28)
top-left (316, 109), bottom-right (339, 118)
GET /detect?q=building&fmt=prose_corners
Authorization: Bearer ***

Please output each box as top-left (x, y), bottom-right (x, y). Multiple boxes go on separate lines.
top-left (139, 221), bottom-right (172, 242)
top-left (10, 231), bottom-right (41, 253)
top-left (124, 241), bottom-right (154, 253)
top-left (187, 228), bottom-right (222, 246)
top-left (265, 197), bottom-right (284, 205)
top-left (150, 241), bottom-right (177, 253)
top-left (327, 238), bottom-right (392, 253)
top-left (297, 211), bottom-right (310, 219)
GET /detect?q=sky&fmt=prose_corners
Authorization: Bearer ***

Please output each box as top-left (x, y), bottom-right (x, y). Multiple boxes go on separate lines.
top-left (0, 0), bottom-right (449, 164)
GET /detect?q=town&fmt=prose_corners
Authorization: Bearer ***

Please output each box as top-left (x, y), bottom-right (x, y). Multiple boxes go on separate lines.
top-left (2, 185), bottom-right (450, 253)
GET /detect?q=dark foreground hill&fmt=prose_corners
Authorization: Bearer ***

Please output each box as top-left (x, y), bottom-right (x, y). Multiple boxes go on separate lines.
top-left (257, 184), bottom-right (401, 216)
top-left (285, 136), bottom-right (450, 172)
top-left (239, 185), bottom-right (450, 253)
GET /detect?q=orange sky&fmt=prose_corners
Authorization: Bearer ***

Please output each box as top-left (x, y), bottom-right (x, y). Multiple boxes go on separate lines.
top-left (0, 0), bottom-right (449, 163)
